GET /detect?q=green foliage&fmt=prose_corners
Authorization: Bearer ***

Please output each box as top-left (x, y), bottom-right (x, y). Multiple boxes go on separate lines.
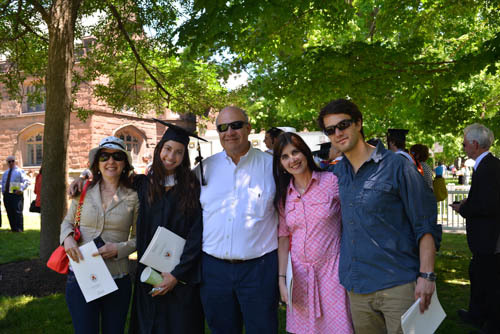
top-left (178, 0), bottom-right (500, 151)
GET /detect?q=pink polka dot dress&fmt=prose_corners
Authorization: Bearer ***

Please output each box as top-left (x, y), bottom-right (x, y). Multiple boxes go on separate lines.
top-left (279, 171), bottom-right (353, 334)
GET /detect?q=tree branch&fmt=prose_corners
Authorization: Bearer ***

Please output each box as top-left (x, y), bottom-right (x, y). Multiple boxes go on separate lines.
top-left (19, 18), bottom-right (49, 43)
top-left (107, 2), bottom-right (172, 99)
top-left (25, 0), bottom-right (50, 24)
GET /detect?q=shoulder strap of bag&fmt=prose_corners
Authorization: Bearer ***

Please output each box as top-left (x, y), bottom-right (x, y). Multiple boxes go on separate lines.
top-left (74, 181), bottom-right (90, 228)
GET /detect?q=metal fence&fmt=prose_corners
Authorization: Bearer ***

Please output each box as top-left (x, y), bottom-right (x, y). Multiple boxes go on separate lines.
top-left (437, 189), bottom-right (469, 231)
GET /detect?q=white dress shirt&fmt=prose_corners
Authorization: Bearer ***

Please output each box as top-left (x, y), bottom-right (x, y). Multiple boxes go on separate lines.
top-left (473, 151), bottom-right (490, 171)
top-left (197, 146), bottom-right (278, 260)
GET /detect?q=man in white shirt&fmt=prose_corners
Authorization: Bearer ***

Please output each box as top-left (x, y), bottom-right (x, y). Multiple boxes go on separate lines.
top-left (198, 106), bottom-right (278, 334)
top-left (1, 156), bottom-right (30, 232)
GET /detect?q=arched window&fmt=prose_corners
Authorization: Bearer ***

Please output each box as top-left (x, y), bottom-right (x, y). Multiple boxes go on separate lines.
top-left (119, 132), bottom-right (140, 159)
top-left (26, 133), bottom-right (43, 166)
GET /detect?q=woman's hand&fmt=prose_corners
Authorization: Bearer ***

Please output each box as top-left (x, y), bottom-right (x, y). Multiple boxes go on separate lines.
top-left (279, 277), bottom-right (289, 304)
top-left (64, 235), bottom-right (83, 263)
top-left (151, 272), bottom-right (178, 297)
top-left (92, 243), bottom-right (118, 259)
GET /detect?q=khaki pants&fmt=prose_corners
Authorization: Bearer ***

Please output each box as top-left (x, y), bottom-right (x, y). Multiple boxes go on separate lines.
top-left (348, 282), bottom-right (416, 334)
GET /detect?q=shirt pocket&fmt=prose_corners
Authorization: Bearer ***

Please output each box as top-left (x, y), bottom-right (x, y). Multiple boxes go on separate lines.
top-left (361, 180), bottom-right (395, 213)
top-left (246, 187), bottom-right (270, 218)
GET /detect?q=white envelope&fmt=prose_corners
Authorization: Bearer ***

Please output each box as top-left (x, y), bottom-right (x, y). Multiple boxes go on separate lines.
top-left (401, 289), bottom-right (446, 334)
top-left (286, 252), bottom-right (293, 306)
top-left (68, 241), bottom-right (118, 303)
top-left (139, 226), bottom-right (186, 274)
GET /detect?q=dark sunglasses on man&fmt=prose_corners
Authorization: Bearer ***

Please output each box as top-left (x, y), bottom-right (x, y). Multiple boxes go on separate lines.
top-left (7, 160), bottom-right (15, 163)
top-left (324, 119), bottom-right (354, 136)
top-left (99, 151), bottom-right (127, 162)
top-left (216, 121), bottom-right (247, 133)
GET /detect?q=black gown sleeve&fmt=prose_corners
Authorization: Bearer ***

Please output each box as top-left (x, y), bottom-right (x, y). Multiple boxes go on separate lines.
top-left (170, 203), bottom-right (203, 284)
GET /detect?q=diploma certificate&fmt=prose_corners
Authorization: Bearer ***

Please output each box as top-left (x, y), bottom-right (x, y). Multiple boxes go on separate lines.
top-left (68, 241), bottom-right (118, 303)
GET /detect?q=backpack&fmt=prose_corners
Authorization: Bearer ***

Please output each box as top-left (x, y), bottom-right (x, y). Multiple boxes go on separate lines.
top-left (433, 176), bottom-right (448, 202)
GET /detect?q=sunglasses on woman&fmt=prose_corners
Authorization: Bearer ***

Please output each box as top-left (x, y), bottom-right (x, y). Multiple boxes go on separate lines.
top-left (99, 152), bottom-right (127, 162)
top-left (323, 119), bottom-right (354, 136)
top-left (216, 121), bottom-right (247, 133)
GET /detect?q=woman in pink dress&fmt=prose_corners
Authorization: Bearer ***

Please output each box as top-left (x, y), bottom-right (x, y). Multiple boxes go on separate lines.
top-left (272, 132), bottom-right (353, 334)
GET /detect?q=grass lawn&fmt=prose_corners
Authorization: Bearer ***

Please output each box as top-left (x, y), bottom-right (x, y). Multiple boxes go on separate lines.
top-left (0, 217), bottom-right (477, 333)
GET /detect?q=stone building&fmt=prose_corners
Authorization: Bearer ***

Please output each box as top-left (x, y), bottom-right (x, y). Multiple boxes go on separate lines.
top-left (0, 42), bottom-right (195, 177)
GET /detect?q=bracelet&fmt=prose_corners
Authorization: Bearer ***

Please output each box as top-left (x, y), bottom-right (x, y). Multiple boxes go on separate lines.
top-left (279, 275), bottom-right (286, 278)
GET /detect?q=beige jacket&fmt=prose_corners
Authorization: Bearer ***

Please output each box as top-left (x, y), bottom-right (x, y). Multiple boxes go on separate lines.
top-left (60, 183), bottom-right (139, 277)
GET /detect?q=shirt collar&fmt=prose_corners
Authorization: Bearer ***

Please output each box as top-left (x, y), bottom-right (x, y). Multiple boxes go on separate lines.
top-left (223, 143), bottom-right (253, 164)
top-left (474, 151), bottom-right (490, 170)
top-left (287, 170), bottom-right (320, 196)
top-left (368, 141), bottom-right (387, 163)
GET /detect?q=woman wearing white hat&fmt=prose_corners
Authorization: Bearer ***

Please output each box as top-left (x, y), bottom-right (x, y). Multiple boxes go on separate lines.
top-left (61, 136), bottom-right (139, 334)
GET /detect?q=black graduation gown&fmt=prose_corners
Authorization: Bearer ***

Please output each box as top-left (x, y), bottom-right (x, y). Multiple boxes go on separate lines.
top-left (129, 175), bottom-right (204, 334)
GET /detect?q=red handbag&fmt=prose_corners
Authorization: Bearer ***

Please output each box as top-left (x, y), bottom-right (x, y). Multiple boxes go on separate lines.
top-left (46, 181), bottom-right (89, 274)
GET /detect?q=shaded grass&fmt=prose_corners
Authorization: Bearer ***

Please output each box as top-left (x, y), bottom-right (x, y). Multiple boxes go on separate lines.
top-left (0, 230), bottom-right (477, 333)
top-left (435, 233), bottom-right (476, 334)
top-left (0, 294), bottom-right (72, 334)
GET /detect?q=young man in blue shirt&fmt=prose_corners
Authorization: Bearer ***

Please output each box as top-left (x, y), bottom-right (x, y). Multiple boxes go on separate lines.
top-left (318, 99), bottom-right (442, 334)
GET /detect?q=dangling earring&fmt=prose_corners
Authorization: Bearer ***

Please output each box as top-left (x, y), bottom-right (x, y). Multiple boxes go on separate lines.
top-left (97, 171), bottom-right (101, 175)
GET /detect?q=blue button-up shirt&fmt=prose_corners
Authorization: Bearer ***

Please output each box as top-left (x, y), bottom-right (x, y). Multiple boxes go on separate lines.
top-left (332, 142), bottom-right (442, 293)
top-left (2, 166), bottom-right (30, 194)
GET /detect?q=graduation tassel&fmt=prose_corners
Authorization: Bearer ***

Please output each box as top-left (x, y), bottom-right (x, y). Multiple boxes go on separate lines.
top-left (197, 141), bottom-right (206, 186)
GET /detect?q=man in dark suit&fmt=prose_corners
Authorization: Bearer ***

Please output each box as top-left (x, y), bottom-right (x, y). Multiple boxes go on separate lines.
top-left (452, 123), bottom-right (500, 334)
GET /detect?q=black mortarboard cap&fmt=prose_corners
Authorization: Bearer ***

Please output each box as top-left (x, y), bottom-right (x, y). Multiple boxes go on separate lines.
top-left (318, 142), bottom-right (331, 150)
top-left (153, 118), bottom-right (208, 185)
top-left (387, 128), bottom-right (409, 141)
top-left (153, 118), bottom-right (207, 146)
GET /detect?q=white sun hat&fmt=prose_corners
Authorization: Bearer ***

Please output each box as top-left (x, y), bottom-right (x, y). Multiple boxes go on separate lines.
top-left (88, 136), bottom-right (133, 167)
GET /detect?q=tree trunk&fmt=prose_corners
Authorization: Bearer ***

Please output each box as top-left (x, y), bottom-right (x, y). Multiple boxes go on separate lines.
top-left (39, 0), bottom-right (80, 261)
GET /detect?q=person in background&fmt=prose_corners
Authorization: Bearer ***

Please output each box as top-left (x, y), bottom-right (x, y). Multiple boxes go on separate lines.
top-left (62, 136), bottom-right (138, 334)
top-left (451, 123), bottom-right (500, 334)
top-left (318, 99), bottom-right (441, 334)
top-left (130, 121), bottom-right (205, 333)
top-left (273, 132), bottom-right (353, 333)
top-left (264, 127), bottom-right (284, 154)
top-left (410, 144), bottom-right (433, 189)
top-left (1, 155), bottom-right (30, 232)
top-left (34, 167), bottom-right (42, 212)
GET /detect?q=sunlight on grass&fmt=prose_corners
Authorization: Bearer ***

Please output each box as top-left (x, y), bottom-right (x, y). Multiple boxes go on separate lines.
top-left (444, 279), bottom-right (470, 286)
top-left (0, 295), bottom-right (34, 320)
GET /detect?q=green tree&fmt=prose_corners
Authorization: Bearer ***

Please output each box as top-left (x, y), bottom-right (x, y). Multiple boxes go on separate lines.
top-left (0, 0), bottom-right (228, 259)
top-left (178, 0), bottom-right (500, 139)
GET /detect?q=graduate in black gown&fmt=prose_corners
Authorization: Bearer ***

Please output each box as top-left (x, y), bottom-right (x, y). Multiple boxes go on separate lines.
top-left (129, 120), bottom-right (205, 333)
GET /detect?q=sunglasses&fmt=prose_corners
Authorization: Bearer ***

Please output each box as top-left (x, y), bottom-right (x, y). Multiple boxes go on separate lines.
top-left (216, 121), bottom-right (247, 133)
top-left (98, 152), bottom-right (127, 162)
top-left (7, 160), bottom-right (14, 163)
top-left (324, 119), bottom-right (354, 136)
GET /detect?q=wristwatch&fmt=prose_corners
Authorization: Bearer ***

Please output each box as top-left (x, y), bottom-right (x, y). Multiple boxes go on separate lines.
top-left (418, 272), bottom-right (437, 281)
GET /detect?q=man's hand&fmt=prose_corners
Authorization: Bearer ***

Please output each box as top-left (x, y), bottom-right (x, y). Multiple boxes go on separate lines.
top-left (68, 178), bottom-right (85, 196)
top-left (415, 277), bottom-right (435, 313)
top-left (152, 272), bottom-right (178, 297)
top-left (64, 235), bottom-right (83, 263)
top-left (450, 198), bottom-right (466, 213)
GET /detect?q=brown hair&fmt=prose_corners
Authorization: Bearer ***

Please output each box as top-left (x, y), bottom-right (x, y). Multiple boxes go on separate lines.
top-left (272, 132), bottom-right (322, 213)
top-left (89, 149), bottom-right (134, 190)
top-left (147, 138), bottom-right (200, 216)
